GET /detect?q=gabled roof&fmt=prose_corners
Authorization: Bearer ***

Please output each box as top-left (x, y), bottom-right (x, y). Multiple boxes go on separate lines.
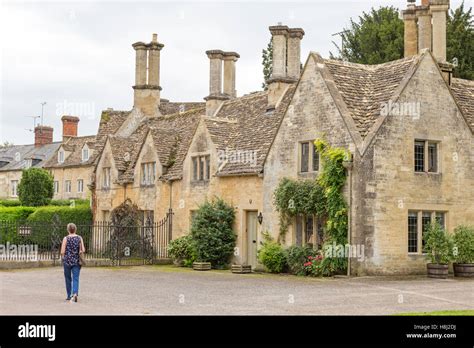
top-left (320, 55), bottom-right (419, 138)
top-left (451, 78), bottom-right (474, 132)
top-left (205, 86), bottom-right (296, 176)
top-left (109, 106), bottom-right (205, 183)
top-left (0, 142), bottom-right (61, 172)
top-left (44, 135), bottom-right (96, 168)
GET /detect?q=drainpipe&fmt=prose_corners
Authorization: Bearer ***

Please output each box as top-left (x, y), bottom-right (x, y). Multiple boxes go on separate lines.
top-left (343, 154), bottom-right (354, 277)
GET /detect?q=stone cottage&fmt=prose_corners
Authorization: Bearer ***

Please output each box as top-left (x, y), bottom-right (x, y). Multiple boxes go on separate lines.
top-left (262, 0), bottom-right (474, 275)
top-left (91, 0), bottom-right (473, 274)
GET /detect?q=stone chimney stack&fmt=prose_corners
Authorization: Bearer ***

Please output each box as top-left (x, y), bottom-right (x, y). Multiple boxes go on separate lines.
top-left (416, 5), bottom-right (432, 52)
top-left (287, 28), bottom-right (305, 80)
top-left (403, 1), bottom-right (418, 57)
top-left (223, 52), bottom-right (240, 98)
top-left (430, 0), bottom-right (449, 62)
top-left (34, 126), bottom-right (53, 147)
top-left (266, 24), bottom-right (304, 110)
top-left (61, 115), bottom-right (79, 140)
top-left (132, 34), bottom-right (164, 116)
top-left (204, 50), bottom-right (228, 116)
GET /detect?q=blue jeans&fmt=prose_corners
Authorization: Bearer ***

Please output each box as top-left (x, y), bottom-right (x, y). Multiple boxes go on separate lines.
top-left (63, 264), bottom-right (81, 298)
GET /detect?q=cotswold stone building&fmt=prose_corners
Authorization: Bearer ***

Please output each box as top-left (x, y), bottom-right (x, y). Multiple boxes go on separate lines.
top-left (90, 0), bottom-right (473, 274)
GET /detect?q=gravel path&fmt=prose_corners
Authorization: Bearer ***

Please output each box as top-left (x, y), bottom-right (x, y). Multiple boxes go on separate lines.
top-left (1, 266), bottom-right (473, 315)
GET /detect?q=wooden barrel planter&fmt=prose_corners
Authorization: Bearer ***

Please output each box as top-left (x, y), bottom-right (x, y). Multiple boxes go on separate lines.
top-left (193, 262), bottom-right (211, 271)
top-left (231, 264), bottom-right (252, 274)
top-left (427, 263), bottom-right (449, 279)
top-left (453, 263), bottom-right (474, 277)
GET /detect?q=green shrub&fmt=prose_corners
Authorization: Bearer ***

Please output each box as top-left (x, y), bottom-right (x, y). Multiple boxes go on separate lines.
top-left (452, 225), bottom-right (474, 264)
top-left (0, 200), bottom-right (21, 207)
top-left (49, 199), bottom-right (89, 207)
top-left (190, 198), bottom-right (236, 268)
top-left (258, 242), bottom-right (287, 273)
top-left (168, 235), bottom-right (196, 265)
top-left (26, 205), bottom-right (92, 224)
top-left (0, 206), bottom-right (36, 222)
top-left (286, 245), bottom-right (317, 275)
top-left (17, 168), bottom-right (54, 207)
top-left (424, 222), bottom-right (453, 265)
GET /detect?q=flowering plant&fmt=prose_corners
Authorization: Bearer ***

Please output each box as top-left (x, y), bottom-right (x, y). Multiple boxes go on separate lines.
top-left (303, 253), bottom-right (324, 276)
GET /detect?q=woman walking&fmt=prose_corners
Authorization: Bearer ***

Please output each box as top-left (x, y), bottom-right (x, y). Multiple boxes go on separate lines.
top-left (60, 223), bottom-right (85, 302)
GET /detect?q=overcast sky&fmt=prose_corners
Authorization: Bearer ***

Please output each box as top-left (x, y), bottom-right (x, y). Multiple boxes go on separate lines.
top-left (0, 0), bottom-right (467, 145)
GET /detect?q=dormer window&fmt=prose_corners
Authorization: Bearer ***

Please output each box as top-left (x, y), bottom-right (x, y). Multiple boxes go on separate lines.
top-left (82, 146), bottom-right (89, 162)
top-left (141, 162), bottom-right (156, 186)
top-left (58, 150), bottom-right (65, 164)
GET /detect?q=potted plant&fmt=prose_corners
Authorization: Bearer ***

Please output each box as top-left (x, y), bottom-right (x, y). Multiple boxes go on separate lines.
top-left (424, 222), bottom-right (452, 279)
top-left (452, 225), bottom-right (474, 277)
top-left (168, 235), bottom-right (194, 267)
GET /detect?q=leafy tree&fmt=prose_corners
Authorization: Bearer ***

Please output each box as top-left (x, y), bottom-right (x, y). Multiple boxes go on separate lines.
top-left (447, 2), bottom-right (474, 79)
top-left (331, 2), bottom-right (473, 80)
top-left (330, 6), bottom-right (404, 64)
top-left (190, 198), bottom-right (236, 268)
top-left (262, 38), bottom-right (273, 90)
top-left (17, 168), bottom-right (54, 207)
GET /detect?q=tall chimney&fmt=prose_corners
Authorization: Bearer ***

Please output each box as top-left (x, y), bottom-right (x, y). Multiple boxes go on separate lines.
top-left (223, 52), bottom-right (239, 98)
top-left (416, 6), bottom-right (432, 52)
top-left (34, 126), bottom-right (53, 147)
top-left (132, 34), bottom-right (164, 116)
top-left (61, 115), bottom-right (79, 140)
top-left (287, 28), bottom-right (305, 80)
top-left (430, 0), bottom-right (449, 62)
top-left (266, 24), bottom-right (302, 110)
top-left (403, 1), bottom-right (418, 57)
top-left (269, 25), bottom-right (289, 80)
top-left (204, 50), bottom-right (229, 116)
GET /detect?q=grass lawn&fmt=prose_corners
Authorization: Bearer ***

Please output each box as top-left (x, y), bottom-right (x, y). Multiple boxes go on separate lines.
top-left (397, 310), bottom-right (474, 316)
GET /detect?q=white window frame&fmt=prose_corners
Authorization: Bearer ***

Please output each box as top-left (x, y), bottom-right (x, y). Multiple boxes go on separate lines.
top-left (65, 180), bottom-right (72, 193)
top-left (11, 180), bottom-right (18, 197)
top-left (102, 167), bottom-right (111, 189)
top-left (82, 146), bottom-right (89, 162)
top-left (58, 150), bottom-right (65, 164)
top-left (77, 179), bottom-right (84, 193)
top-left (54, 181), bottom-right (59, 194)
top-left (141, 162), bottom-right (156, 186)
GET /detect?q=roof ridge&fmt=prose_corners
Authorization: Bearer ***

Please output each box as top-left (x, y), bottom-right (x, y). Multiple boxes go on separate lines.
top-left (322, 55), bottom-right (417, 71)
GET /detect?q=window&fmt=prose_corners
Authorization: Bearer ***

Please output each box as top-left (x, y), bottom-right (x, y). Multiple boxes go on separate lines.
top-left (141, 162), bottom-right (156, 186)
top-left (300, 141), bottom-right (319, 173)
top-left (102, 168), bottom-right (111, 189)
top-left (58, 150), bottom-right (65, 164)
top-left (82, 147), bottom-right (89, 162)
top-left (408, 212), bottom-right (418, 253)
top-left (295, 215), bottom-right (323, 248)
top-left (408, 210), bottom-right (446, 254)
top-left (301, 143), bottom-right (309, 172)
top-left (191, 155), bottom-right (210, 182)
top-left (11, 180), bottom-right (18, 197)
top-left (54, 181), bottom-right (59, 194)
top-left (77, 179), bottom-right (84, 193)
top-left (65, 180), bottom-right (72, 193)
top-left (414, 140), bottom-right (439, 173)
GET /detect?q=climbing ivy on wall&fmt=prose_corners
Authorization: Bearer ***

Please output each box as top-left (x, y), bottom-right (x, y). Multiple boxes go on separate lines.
top-left (273, 138), bottom-right (351, 274)
top-left (314, 139), bottom-right (350, 275)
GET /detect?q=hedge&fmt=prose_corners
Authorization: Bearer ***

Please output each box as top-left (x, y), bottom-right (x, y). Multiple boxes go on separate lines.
top-left (0, 205), bottom-right (92, 245)
top-left (0, 200), bottom-right (22, 207)
top-left (0, 206), bottom-right (36, 222)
